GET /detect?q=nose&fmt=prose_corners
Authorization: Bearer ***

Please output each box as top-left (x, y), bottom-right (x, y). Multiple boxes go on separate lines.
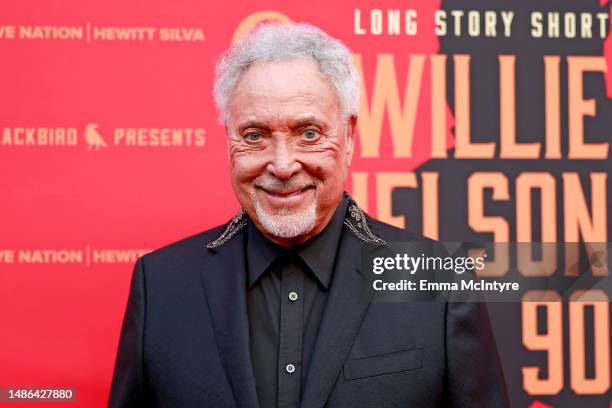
top-left (266, 140), bottom-right (302, 180)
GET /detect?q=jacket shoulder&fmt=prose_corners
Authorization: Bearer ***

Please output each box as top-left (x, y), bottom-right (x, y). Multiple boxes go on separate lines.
top-left (140, 224), bottom-right (227, 267)
top-left (365, 216), bottom-right (432, 243)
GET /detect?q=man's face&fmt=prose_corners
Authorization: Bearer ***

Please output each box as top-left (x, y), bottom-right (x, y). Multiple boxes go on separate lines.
top-left (226, 58), bottom-right (355, 247)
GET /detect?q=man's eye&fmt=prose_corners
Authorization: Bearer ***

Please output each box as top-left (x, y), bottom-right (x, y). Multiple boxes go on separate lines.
top-left (245, 132), bottom-right (262, 142)
top-left (303, 129), bottom-right (319, 140)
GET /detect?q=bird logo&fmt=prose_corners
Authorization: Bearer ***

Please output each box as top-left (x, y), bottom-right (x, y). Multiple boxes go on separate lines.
top-left (84, 123), bottom-right (108, 150)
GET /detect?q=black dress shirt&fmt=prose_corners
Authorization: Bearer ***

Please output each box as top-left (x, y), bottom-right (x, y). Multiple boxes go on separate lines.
top-left (246, 199), bottom-right (348, 408)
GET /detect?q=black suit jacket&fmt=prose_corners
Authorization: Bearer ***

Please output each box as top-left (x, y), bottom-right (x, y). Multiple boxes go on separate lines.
top-left (108, 200), bottom-right (508, 407)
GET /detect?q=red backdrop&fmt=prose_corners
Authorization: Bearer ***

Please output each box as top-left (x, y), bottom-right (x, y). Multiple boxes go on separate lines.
top-left (1, 0), bottom-right (610, 406)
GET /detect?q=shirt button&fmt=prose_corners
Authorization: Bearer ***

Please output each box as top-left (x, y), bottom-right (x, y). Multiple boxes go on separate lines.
top-left (288, 291), bottom-right (298, 301)
top-left (285, 363), bottom-right (296, 374)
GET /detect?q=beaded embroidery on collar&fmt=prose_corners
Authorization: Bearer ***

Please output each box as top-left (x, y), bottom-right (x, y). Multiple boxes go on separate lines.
top-left (205, 193), bottom-right (386, 249)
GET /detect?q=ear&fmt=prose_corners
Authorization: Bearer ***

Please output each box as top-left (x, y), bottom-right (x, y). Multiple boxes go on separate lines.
top-left (345, 115), bottom-right (357, 166)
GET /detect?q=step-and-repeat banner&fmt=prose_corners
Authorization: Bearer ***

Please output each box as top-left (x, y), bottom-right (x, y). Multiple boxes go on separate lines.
top-left (0, 0), bottom-right (610, 406)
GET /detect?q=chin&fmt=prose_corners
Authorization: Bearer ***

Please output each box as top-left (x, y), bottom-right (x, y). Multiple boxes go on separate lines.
top-left (254, 198), bottom-right (318, 239)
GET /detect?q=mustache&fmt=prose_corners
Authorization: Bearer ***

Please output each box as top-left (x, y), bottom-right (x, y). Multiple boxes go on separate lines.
top-left (253, 176), bottom-right (316, 193)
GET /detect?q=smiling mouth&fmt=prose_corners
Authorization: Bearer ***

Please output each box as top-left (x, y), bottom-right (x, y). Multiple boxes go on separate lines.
top-left (256, 186), bottom-right (315, 205)
top-left (259, 186), bottom-right (313, 197)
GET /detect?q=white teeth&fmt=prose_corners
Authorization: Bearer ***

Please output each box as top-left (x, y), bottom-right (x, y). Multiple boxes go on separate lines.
top-left (268, 190), bottom-right (300, 197)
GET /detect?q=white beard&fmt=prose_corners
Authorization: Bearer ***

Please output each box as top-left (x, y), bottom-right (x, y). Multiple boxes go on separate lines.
top-left (253, 194), bottom-right (317, 239)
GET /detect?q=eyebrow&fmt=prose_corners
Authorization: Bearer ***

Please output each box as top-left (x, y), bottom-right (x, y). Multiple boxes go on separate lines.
top-left (236, 116), bottom-right (328, 133)
top-left (237, 120), bottom-right (270, 133)
top-left (291, 116), bottom-right (327, 130)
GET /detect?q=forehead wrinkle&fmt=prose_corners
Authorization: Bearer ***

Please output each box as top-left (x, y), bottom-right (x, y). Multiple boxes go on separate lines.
top-left (236, 99), bottom-right (328, 126)
top-left (238, 91), bottom-right (320, 107)
top-left (229, 62), bottom-right (342, 131)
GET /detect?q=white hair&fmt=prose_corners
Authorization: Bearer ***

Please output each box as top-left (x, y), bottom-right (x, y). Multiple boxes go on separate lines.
top-left (213, 22), bottom-right (360, 123)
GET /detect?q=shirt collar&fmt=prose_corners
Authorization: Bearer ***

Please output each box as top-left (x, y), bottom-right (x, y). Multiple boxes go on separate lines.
top-left (246, 198), bottom-right (348, 290)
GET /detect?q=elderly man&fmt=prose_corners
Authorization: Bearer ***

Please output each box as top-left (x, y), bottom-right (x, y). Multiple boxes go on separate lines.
top-left (109, 23), bottom-right (507, 407)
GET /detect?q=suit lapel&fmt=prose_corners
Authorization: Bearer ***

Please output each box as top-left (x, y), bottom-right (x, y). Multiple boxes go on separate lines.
top-left (300, 230), bottom-right (376, 408)
top-left (200, 229), bottom-right (259, 408)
